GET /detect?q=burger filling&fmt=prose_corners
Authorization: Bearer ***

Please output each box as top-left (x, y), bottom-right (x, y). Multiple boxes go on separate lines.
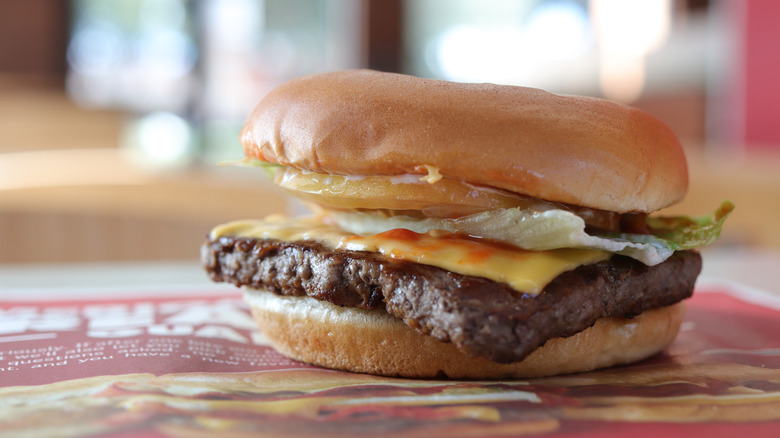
top-left (208, 216), bottom-right (609, 295)
top-left (205, 161), bottom-right (732, 364)
top-left (239, 161), bottom-right (732, 266)
top-left (202, 235), bottom-right (701, 363)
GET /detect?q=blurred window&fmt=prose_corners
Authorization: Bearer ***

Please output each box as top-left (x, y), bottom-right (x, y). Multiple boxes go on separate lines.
top-left (67, 0), bottom-right (364, 164)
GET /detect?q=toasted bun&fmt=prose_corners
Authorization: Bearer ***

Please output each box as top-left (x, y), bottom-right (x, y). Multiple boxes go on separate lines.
top-left (241, 70), bottom-right (688, 213)
top-left (245, 288), bottom-right (685, 379)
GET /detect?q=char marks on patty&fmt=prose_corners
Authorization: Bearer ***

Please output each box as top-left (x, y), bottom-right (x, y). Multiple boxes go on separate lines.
top-left (202, 237), bottom-right (701, 363)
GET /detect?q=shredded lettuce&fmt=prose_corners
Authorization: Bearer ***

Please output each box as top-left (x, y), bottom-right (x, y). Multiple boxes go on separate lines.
top-left (330, 201), bottom-right (734, 266)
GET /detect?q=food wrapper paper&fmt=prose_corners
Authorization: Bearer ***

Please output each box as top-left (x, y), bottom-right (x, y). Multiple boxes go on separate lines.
top-left (1, 282), bottom-right (778, 437)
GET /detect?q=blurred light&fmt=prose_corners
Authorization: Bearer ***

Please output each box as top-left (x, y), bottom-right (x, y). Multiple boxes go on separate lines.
top-left (133, 112), bottom-right (193, 165)
top-left (67, 21), bottom-right (124, 76)
top-left (204, 0), bottom-right (264, 48)
top-left (432, 0), bottom-right (592, 85)
top-left (591, 0), bottom-right (671, 56)
top-left (136, 29), bottom-right (197, 79)
top-left (434, 25), bottom-right (525, 83)
top-left (201, 0), bottom-right (269, 118)
top-left (524, 0), bottom-right (591, 62)
top-left (591, 0), bottom-right (672, 102)
top-left (600, 55), bottom-right (646, 103)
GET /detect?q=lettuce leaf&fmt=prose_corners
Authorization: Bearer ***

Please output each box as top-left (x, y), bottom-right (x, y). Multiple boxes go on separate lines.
top-left (592, 200), bottom-right (734, 264)
top-left (645, 200), bottom-right (735, 250)
top-left (330, 201), bottom-right (734, 266)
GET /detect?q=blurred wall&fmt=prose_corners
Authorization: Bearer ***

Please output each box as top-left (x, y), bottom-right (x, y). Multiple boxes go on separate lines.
top-left (736, 0), bottom-right (780, 149)
top-left (1, 0), bottom-right (779, 263)
top-left (0, 0), bottom-right (69, 78)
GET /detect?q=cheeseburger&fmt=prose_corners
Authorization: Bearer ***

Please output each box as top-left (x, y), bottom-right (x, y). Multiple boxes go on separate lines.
top-left (202, 70), bottom-right (731, 379)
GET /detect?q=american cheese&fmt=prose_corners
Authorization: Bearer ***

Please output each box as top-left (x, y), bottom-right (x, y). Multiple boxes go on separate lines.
top-left (211, 216), bottom-right (609, 295)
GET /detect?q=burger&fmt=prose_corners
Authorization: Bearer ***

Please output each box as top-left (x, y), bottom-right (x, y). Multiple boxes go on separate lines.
top-left (202, 70), bottom-right (732, 379)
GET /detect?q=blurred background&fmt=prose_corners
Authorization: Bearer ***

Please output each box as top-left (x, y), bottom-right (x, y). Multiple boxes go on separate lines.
top-left (1, 0), bottom-right (778, 264)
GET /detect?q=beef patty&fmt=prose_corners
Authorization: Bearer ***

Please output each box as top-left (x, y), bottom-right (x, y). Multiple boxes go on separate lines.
top-left (202, 236), bottom-right (702, 363)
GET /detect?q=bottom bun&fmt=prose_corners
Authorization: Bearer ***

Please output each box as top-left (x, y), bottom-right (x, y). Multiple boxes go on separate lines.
top-left (244, 288), bottom-right (686, 379)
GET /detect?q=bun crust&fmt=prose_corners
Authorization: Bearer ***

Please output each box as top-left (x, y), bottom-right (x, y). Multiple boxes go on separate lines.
top-left (245, 288), bottom-right (685, 379)
top-left (242, 70), bottom-right (688, 213)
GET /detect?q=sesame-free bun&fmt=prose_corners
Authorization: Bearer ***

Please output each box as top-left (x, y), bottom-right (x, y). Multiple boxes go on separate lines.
top-left (241, 70), bottom-right (688, 213)
top-left (245, 288), bottom-right (685, 379)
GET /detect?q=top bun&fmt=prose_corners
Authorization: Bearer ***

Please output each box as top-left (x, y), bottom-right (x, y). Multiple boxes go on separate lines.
top-left (241, 70), bottom-right (688, 213)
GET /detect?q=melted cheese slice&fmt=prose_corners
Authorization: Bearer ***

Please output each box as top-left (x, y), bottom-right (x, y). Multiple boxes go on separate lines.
top-left (211, 216), bottom-right (609, 295)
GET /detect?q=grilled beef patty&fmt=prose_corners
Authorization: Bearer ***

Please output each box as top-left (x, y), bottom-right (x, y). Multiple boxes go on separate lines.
top-left (202, 236), bottom-right (701, 363)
